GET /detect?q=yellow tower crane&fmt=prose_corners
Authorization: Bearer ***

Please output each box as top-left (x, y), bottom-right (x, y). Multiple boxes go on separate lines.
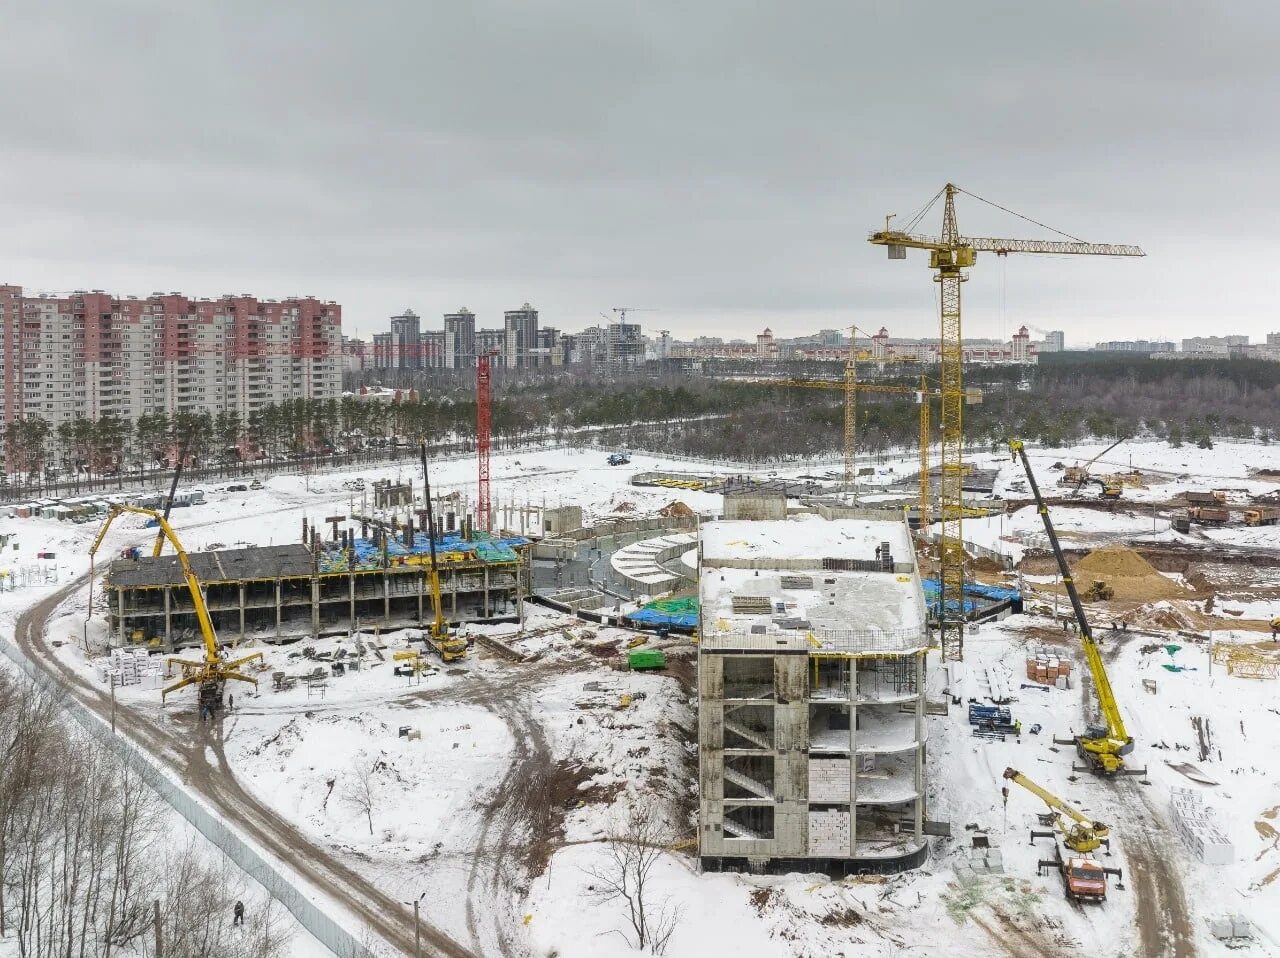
top-left (767, 376), bottom-right (931, 521)
top-left (869, 184), bottom-right (1144, 661)
top-left (90, 505), bottom-right (263, 712)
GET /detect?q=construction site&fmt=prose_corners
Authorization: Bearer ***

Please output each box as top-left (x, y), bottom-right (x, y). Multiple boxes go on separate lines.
top-left (5, 185), bottom-right (1280, 958)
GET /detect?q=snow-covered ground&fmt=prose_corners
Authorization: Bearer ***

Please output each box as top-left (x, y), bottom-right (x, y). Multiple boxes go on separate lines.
top-left (6, 440), bottom-right (1280, 956)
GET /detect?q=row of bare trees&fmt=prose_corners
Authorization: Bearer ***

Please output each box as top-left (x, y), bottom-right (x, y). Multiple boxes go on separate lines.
top-left (0, 673), bottom-right (289, 957)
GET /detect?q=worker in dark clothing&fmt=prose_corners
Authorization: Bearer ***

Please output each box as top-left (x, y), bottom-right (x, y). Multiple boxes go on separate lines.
top-left (228, 693), bottom-right (234, 711)
top-left (233, 901), bottom-right (244, 926)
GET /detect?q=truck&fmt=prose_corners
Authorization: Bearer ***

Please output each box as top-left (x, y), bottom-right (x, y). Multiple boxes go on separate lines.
top-left (1245, 506), bottom-right (1280, 527)
top-left (1184, 490), bottom-right (1227, 505)
top-left (1039, 852), bottom-right (1113, 904)
top-left (1187, 506), bottom-right (1230, 527)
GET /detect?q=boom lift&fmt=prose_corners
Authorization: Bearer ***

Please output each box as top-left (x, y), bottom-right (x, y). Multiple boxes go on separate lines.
top-left (1009, 439), bottom-right (1136, 774)
top-left (420, 443), bottom-right (468, 662)
top-left (90, 505), bottom-right (262, 712)
top-left (1002, 767), bottom-right (1121, 903)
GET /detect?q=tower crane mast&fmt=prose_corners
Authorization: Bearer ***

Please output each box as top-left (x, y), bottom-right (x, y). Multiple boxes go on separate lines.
top-left (870, 184), bottom-right (1144, 660)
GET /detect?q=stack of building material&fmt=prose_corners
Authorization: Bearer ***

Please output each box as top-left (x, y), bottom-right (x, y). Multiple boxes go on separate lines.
top-left (1025, 645), bottom-right (1073, 689)
top-left (100, 648), bottom-right (151, 687)
top-left (1170, 787), bottom-right (1233, 865)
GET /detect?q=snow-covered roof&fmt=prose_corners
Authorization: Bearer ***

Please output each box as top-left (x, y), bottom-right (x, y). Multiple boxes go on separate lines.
top-left (701, 516), bottom-right (911, 564)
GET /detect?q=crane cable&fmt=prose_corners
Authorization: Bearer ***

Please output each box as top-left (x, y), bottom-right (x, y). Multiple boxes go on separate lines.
top-left (954, 186), bottom-right (1087, 243)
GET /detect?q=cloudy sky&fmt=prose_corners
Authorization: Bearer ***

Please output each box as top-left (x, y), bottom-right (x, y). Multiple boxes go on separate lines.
top-left (1, 2), bottom-right (1273, 346)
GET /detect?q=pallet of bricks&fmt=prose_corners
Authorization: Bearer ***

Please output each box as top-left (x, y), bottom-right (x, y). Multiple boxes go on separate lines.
top-left (1169, 787), bottom-right (1233, 865)
top-left (1024, 644), bottom-right (1072, 689)
top-left (97, 648), bottom-right (161, 689)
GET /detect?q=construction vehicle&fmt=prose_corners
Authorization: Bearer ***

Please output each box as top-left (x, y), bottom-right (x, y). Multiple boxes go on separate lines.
top-left (1063, 436), bottom-right (1129, 497)
top-left (89, 505), bottom-right (262, 712)
top-left (1009, 439), bottom-right (1135, 774)
top-left (1002, 767), bottom-right (1108, 852)
top-left (153, 432), bottom-right (191, 557)
top-left (1187, 505), bottom-right (1230, 527)
top-left (420, 443), bottom-right (468, 662)
top-left (1083, 580), bottom-right (1114, 602)
top-left (1184, 490), bottom-right (1227, 506)
top-left (871, 185), bottom-right (1143, 663)
top-left (1002, 768), bottom-right (1121, 903)
top-left (1245, 506), bottom-right (1280, 527)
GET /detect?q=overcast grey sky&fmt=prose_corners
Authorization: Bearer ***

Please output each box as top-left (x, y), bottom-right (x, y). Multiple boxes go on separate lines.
top-left (1, 2), bottom-right (1273, 345)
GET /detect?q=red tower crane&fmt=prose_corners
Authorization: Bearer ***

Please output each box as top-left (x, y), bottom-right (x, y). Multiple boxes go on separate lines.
top-left (476, 350), bottom-right (495, 531)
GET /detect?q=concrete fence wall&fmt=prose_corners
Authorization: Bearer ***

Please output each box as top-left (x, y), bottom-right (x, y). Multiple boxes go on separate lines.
top-left (0, 634), bottom-right (365, 958)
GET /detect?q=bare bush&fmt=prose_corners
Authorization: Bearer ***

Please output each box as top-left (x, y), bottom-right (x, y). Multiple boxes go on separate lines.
top-left (583, 805), bottom-right (683, 955)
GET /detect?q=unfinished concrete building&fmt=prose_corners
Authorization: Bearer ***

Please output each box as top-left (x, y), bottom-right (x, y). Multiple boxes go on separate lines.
top-left (103, 531), bottom-right (530, 648)
top-left (697, 515), bottom-right (931, 874)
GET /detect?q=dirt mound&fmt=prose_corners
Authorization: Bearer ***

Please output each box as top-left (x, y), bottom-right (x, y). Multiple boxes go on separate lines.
top-left (1072, 545), bottom-right (1186, 601)
top-left (659, 500), bottom-right (695, 519)
top-left (613, 501), bottom-right (636, 513)
top-left (970, 555), bottom-right (1005, 574)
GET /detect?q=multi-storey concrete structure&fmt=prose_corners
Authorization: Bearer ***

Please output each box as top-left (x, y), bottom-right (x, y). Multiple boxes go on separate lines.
top-left (475, 327), bottom-right (505, 362)
top-left (0, 286), bottom-right (340, 426)
top-left (1040, 330), bottom-right (1065, 353)
top-left (388, 309), bottom-right (423, 370)
top-left (606, 321), bottom-right (644, 370)
top-left (443, 308), bottom-right (476, 369)
top-left (1094, 339), bottom-right (1175, 353)
top-left (697, 515), bottom-right (931, 874)
top-left (869, 325), bottom-right (1036, 365)
top-left (504, 304), bottom-right (539, 369)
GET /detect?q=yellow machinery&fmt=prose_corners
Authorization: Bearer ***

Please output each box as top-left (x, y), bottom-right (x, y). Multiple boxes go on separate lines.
top-left (1002, 767), bottom-right (1109, 853)
top-left (1010, 439), bottom-right (1134, 773)
top-left (1063, 436), bottom-right (1129, 500)
top-left (90, 505), bottom-right (262, 711)
top-left (870, 185), bottom-right (1143, 660)
top-left (420, 443), bottom-right (468, 662)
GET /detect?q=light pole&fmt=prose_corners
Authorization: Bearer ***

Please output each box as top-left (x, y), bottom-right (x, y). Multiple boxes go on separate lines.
top-left (401, 892), bottom-right (425, 958)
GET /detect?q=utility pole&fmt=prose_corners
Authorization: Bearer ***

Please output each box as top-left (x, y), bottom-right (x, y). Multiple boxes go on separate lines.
top-left (153, 899), bottom-right (162, 958)
top-left (111, 680), bottom-right (116, 734)
top-left (414, 898), bottom-right (422, 958)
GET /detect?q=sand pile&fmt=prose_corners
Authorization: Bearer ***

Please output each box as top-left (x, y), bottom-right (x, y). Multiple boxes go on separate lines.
top-left (1072, 545), bottom-right (1185, 601)
top-left (659, 500), bottom-right (695, 519)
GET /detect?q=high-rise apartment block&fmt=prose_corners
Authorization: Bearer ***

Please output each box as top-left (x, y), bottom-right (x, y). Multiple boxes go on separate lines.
top-left (504, 304), bottom-right (539, 369)
top-left (0, 286), bottom-right (340, 426)
top-left (443, 308), bottom-right (476, 369)
top-left (388, 309), bottom-right (423, 369)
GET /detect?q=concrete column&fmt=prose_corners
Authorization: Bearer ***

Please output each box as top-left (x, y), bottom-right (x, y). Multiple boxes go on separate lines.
top-left (849, 657), bottom-right (858, 858)
top-left (483, 565), bottom-right (490, 617)
top-left (417, 570), bottom-right (424, 622)
top-left (238, 583), bottom-right (246, 640)
top-left (382, 572), bottom-right (389, 621)
top-left (349, 572), bottom-right (355, 627)
top-left (275, 580), bottom-right (282, 638)
top-left (311, 577), bottom-right (320, 634)
top-left (116, 587), bottom-right (125, 643)
top-left (914, 652), bottom-right (925, 842)
top-left (163, 588), bottom-right (172, 649)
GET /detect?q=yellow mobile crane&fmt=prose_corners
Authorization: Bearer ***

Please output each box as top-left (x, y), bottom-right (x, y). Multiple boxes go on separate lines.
top-left (1063, 436), bottom-right (1129, 500)
top-left (1009, 439), bottom-right (1136, 774)
top-left (1002, 767), bottom-right (1109, 853)
top-left (870, 185), bottom-right (1143, 661)
top-left (1002, 767), bottom-right (1121, 903)
top-left (420, 443), bottom-right (468, 662)
top-left (90, 504), bottom-right (262, 712)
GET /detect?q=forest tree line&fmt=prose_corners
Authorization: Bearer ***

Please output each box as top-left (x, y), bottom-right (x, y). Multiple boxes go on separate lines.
top-left (4, 354), bottom-right (1278, 478)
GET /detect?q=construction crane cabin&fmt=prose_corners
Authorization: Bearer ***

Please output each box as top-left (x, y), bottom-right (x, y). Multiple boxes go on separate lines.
top-left (869, 184), bottom-right (1144, 661)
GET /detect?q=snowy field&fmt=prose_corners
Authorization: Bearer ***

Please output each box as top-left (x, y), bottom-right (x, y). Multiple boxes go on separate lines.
top-left (4, 439), bottom-right (1280, 956)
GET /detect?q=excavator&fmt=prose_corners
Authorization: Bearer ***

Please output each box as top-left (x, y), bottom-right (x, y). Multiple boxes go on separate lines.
top-left (90, 504), bottom-right (263, 713)
top-left (1010, 439), bottom-right (1136, 774)
top-left (1002, 767), bottom-right (1121, 903)
top-left (419, 443), bottom-right (468, 662)
top-left (1062, 436), bottom-right (1127, 500)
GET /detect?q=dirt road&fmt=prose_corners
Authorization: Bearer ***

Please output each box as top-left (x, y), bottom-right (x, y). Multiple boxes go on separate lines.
top-left (13, 574), bottom-right (477, 958)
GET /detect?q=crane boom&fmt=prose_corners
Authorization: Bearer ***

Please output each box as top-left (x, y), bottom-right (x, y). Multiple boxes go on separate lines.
top-left (1003, 767), bottom-right (1109, 853)
top-left (89, 504), bottom-right (262, 707)
top-left (869, 230), bottom-right (1145, 258)
top-left (1009, 439), bottom-right (1133, 773)
top-left (870, 183), bottom-right (1144, 663)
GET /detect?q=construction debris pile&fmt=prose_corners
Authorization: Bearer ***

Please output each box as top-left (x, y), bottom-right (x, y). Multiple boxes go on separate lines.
top-left (1071, 545), bottom-right (1185, 601)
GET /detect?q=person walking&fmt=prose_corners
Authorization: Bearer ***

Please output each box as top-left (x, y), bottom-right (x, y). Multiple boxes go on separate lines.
top-left (233, 901), bottom-right (244, 927)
